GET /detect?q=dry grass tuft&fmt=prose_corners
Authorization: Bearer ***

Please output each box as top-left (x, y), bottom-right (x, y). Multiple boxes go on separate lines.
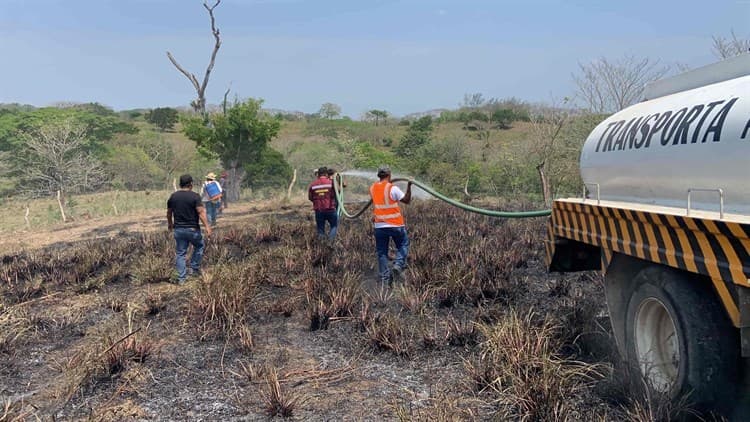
top-left (130, 254), bottom-right (172, 284)
top-left (367, 283), bottom-right (394, 308)
top-left (1, 396), bottom-right (34, 421)
top-left (234, 323), bottom-right (255, 354)
top-left (392, 392), bottom-right (478, 421)
top-left (254, 220), bottom-right (282, 244)
top-left (467, 310), bottom-right (603, 420)
top-left (445, 317), bottom-right (479, 348)
top-left (395, 283), bottom-right (431, 314)
top-left (0, 304), bottom-right (31, 356)
top-left (596, 362), bottom-right (702, 421)
top-left (365, 313), bottom-right (413, 357)
top-left (621, 387), bottom-right (700, 422)
top-left (144, 291), bottom-right (166, 316)
top-left (102, 328), bottom-right (155, 377)
top-left (306, 298), bottom-right (331, 331)
top-left (189, 262), bottom-right (259, 339)
top-left (108, 297), bottom-right (125, 313)
top-left (305, 272), bottom-right (362, 331)
top-left (269, 296), bottom-right (298, 317)
top-left (85, 399), bottom-right (149, 422)
top-left (259, 365), bottom-right (303, 418)
top-left (57, 307), bottom-right (158, 401)
top-left (233, 360), bottom-right (265, 383)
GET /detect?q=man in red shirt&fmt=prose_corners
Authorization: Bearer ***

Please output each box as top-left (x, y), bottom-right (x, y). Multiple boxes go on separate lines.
top-left (308, 167), bottom-right (339, 239)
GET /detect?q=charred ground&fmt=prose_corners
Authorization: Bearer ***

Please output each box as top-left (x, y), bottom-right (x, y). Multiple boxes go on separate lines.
top-left (1, 201), bottom-right (699, 421)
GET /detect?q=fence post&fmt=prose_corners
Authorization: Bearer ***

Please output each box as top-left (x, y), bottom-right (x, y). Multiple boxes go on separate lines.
top-left (24, 204), bottom-right (31, 230)
top-left (287, 169), bottom-right (297, 200)
top-left (112, 191), bottom-right (119, 216)
top-left (56, 190), bottom-right (67, 223)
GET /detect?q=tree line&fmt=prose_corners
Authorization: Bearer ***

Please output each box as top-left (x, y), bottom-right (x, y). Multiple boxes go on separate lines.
top-left (1, 12), bottom-right (745, 215)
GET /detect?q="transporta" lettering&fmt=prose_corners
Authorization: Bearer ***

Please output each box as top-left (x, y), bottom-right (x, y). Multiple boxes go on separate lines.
top-left (595, 97), bottom-right (738, 152)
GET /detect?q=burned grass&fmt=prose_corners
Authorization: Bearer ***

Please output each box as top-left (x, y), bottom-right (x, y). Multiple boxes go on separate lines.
top-left (0, 200), bottom-right (657, 419)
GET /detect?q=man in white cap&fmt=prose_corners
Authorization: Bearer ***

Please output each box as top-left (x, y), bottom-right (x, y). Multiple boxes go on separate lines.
top-left (200, 172), bottom-right (223, 227)
top-left (369, 165), bottom-right (412, 284)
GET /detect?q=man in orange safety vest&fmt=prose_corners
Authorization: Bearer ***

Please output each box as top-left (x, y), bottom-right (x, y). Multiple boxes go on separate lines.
top-left (369, 165), bottom-right (412, 284)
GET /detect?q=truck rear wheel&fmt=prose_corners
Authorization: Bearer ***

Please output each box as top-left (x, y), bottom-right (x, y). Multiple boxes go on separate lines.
top-left (624, 266), bottom-right (739, 412)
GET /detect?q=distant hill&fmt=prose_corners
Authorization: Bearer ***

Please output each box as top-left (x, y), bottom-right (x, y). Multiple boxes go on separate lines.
top-left (402, 108), bottom-right (448, 120)
top-left (0, 103), bottom-right (37, 112)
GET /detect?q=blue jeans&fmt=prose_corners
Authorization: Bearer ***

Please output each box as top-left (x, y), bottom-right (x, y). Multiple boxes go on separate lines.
top-left (315, 210), bottom-right (338, 239)
top-left (374, 226), bottom-right (409, 282)
top-left (174, 227), bottom-right (205, 281)
top-left (204, 201), bottom-right (219, 226)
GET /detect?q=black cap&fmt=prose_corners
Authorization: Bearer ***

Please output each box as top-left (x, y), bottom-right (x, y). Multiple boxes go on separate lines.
top-left (179, 174), bottom-right (193, 188)
top-left (318, 166), bottom-right (328, 176)
top-left (377, 165), bottom-right (391, 178)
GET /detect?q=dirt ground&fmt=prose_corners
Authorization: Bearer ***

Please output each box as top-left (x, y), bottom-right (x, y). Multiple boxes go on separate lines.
top-left (1, 199), bottom-right (643, 421)
top-left (0, 199), bottom-right (298, 255)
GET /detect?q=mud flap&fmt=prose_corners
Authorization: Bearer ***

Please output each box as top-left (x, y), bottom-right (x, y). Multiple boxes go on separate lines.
top-left (740, 287), bottom-right (750, 358)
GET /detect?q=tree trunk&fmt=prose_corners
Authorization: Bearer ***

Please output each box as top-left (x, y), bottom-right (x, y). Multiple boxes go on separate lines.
top-left (536, 162), bottom-right (552, 207)
top-left (226, 161), bottom-right (244, 202)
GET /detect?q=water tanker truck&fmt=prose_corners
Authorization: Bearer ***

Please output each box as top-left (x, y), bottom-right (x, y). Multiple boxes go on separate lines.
top-left (546, 54), bottom-right (750, 416)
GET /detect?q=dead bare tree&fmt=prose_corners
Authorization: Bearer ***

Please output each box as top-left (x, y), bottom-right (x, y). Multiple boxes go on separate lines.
top-left (573, 55), bottom-right (669, 114)
top-left (528, 103), bottom-right (600, 206)
top-left (528, 104), bottom-right (569, 207)
top-left (712, 29), bottom-right (750, 59)
top-left (166, 0), bottom-right (222, 116)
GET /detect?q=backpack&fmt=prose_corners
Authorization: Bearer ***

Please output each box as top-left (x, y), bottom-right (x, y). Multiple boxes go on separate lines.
top-left (204, 181), bottom-right (222, 201)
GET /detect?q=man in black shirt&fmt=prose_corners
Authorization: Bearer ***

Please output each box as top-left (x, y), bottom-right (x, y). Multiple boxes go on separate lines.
top-left (167, 174), bottom-right (212, 284)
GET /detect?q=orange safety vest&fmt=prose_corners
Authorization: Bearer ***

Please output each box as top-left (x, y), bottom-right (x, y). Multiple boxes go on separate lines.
top-left (370, 180), bottom-right (405, 226)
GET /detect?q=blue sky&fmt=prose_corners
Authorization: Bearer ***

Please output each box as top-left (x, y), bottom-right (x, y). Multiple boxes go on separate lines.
top-left (0, 0), bottom-right (748, 117)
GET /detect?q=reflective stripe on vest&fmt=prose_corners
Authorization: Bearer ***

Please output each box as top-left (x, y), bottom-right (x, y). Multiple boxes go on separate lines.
top-left (311, 183), bottom-right (333, 190)
top-left (370, 181), bottom-right (404, 225)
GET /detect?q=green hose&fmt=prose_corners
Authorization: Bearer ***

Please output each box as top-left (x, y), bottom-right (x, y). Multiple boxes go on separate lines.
top-left (333, 174), bottom-right (551, 219)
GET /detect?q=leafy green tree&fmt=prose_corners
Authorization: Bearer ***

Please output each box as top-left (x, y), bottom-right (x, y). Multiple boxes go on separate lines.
top-left (0, 104), bottom-right (136, 154)
top-left (182, 98), bottom-right (283, 201)
top-left (367, 109), bottom-right (389, 126)
top-left (0, 105), bottom-right (137, 197)
top-left (106, 145), bottom-right (165, 190)
top-left (145, 107), bottom-right (179, 132)
top-left (243, 147), bottom-right (292, 189)
top-left (105, 129), bottom-right (205, 190)
top-left (318, 103), bottom-right (342, 120)
top-left (491, 108), bottom-right (515, 129)
top-left (395, 115), bottom-right (433, 159)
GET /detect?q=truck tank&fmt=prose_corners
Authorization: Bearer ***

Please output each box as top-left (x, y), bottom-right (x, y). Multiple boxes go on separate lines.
top-left (580, 55), bottom-right (750, 217)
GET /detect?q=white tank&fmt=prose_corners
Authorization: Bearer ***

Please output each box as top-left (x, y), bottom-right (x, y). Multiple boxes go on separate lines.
top-left (580, 58), bottom-right (750, 217)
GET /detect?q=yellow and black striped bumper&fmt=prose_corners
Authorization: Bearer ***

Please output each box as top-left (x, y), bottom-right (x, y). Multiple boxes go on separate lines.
top-left (546, 200), bottom-right (750, 327)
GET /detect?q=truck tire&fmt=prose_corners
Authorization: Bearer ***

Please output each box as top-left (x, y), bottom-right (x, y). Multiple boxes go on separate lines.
top-left (624, 265), bottom-right (739, 412)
